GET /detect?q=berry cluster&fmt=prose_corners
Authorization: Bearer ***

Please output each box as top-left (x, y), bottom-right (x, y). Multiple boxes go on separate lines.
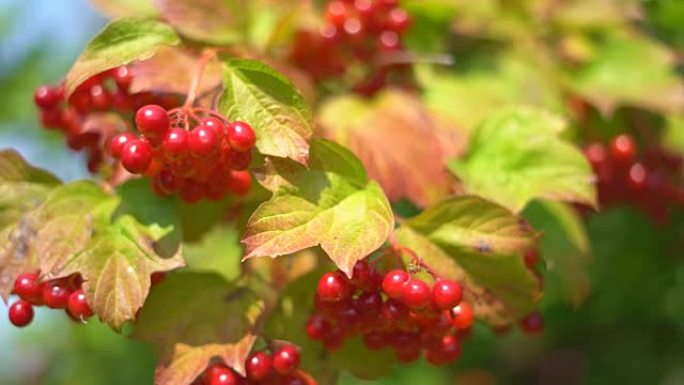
top-left (307, 260), bottom-right (473, 366)
top-left (193, 344), bottom-right (312, 385)
top-left (109, 105), bottom-right (255, 203)
top-left (34, 67), bottom-right (180, 172)
top-left (289, 0), bottom-right (413, 96)
top-left (584, 134), bottom-right (684, 223)
top-left (7, 271), bottom-right (92, 328)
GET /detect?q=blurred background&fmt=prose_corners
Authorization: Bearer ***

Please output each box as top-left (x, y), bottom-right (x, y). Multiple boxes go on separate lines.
top-left (1, 0), bottom-right (684, 384)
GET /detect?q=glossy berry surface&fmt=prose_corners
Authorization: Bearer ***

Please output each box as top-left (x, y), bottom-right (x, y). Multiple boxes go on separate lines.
top-left (451, 302), bottom-right (474, 330)
top-left (431, 279), bottom-right (462, 310)
top-left (135, 105), bottom-right (169, 142)
top-left (316, 271), bottom-right (351, 302)
top-left (189, 125), bottom-right (219, 158)
top-left (203, 364), bottom-right (237, 385)
top-left (245, 351), bottom-right (273, 381)
top-left (109, 133), bottom-right (137, 158)
top-left (162, 128), bottom-right (189, 159)
top-left (121, 139), bottom-right (153, 174)
top-left (13, 272), bottom-right (43, 304)
top-left (34, 86), bottom-right (63, 109)
top-left (520, 312), bottom-right (544, 334)
top-left (67, 289), bottom-right (94, 319)
top-left (272, 345), bottom-right (300, 374)
top-left (43, 281), bottom-right (71, 309)
top-left (226, 121), bottom-right (256, 152)
top-left (382, 269), bottom-right (409, 298)
top-left (401, 279), bottom-right (432, 309)
top-left (9, 300), bottom-right (34, 327)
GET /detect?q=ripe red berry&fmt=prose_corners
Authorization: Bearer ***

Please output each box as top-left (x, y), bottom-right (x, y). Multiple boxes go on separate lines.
top-left (40, 108), bottom-right (65, 129)
top-left (189, 125), bottom-right (219, 158)
top-left (426, 334), bottom-right (461, 366)
top-left (523, 248), bottom-right (540, 268)
top-left (8, 300), bottom-right (34, 327)
top-left (34, 85), bottom-right (64, 109)
top-left (627, 162), bottom-right (648, 190)
top-left (382, 269), bottom-right (409, 298)
top-left (357, 291), bottom-right (382, 316)
top-left (272, 345), bottom-right (300, 374)
top-left (584, 143), bottom-right (607, 167)
top-left (113, 66), bottom-right (133, 91)
top-left (43, 281), bottom-right (71, 309)
top-left (202, 117), bottom-right (226, 139)
top-left (378, 30), bottom-right (401, 51)
top-left (203, 364), bottom-right (237, 385)
top-left (386, 8), bottom-right (411, 32)
top-left (326, 0), bottom-right (349, 27)
top-left (67, 289), bottom-right (94, 320)
top-left (224, 149), bottom-right (252, 171)
top-left (161, 128), bottom-right (189, 159)
top-left (520, 311), bottom-right (544, 334)
top-left (121, 139), bottom-right (153, 174)
top-left (227, 171), bottom-right (251, 196)
top-left (109, 133), bottom-right (137, 158)
top-left (245, 351), bottom-right (273, 381)
top-left (432, 279), bottom-right (462, 310)
top-left (451, 302), bottom-right (474, 330)
top-left (401, 279), bottom-right (432, 309)
top-left (135, 105), bottom-right (169, 142)
top-left (306, 314), bottom-right (331, 340)
top-left (180, 180), bottom-right (207, 204)
top-left (609, 134), bottom-right (636, 163)
top-left (13, 272), bottom-right (44, 304)
top-left (317, 271), bottom-right (351, 302)
top-left (226, 121), bottom-right (256, 152)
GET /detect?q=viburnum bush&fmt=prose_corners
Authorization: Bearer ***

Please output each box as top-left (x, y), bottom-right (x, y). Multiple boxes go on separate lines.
top-left (2, 0), bottom-right (683, 384)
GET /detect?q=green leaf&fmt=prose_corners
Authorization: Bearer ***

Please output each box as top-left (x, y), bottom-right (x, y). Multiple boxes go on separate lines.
top-left (397, 195), bottom-right (541, 325)
top-left (523, 200), bottom-right (592, 307)
top-left (65, 17), bottom-right (180, 96)
top-left (133, 272), bottom-right (263, 376)
top-left (154, 0), bottom-right (245, 45)
top-left (243, 140), bottom-right (393, 276)
top-left (566, 32), bottom-right (684, 114)
top-left (184, 225), bottom-right (243, 281)
top-left (219, 59), bottom-right (313, 164)
top-left (0, 150), bottom-right (61, 301)
top-left (449, 107), bottom-right (596, 212)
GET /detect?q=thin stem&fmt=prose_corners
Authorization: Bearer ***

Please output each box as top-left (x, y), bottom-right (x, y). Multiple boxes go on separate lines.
top-left (388, 231), bottom-right (442, 279)
top-left (183, 49), bottom-right (218, 108)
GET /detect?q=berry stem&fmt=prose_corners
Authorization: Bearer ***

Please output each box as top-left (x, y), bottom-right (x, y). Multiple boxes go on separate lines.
top-left (388, 231), bottom-right (441, 279)
top-left (183, 48), bottom-right (218, 109)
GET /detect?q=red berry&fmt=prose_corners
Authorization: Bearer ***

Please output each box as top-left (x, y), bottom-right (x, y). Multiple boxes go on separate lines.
top-left (357, 291), bottom-right (382, 316)
top-left (121, 139), bottom-right (153, 174)
top-left (306, 314), bottom-right (331, 340)
top-left (109, 133), bottom-right (137, 158)
top-left (40, 108), bottom-right (64, 129)
top-left (432, 279), bottom-right (462, 310)
top-left (245, 351), bottom-right (273, 381)
top-left (135, 105), bottom-right (169, 142)
top-left (386, 8), bottom-right (411, 32)
top-left (180, 180), bottom-right (206, 204)
top-left (425, 334), bottom-right (461, 366)
top-left (609, 134), bottom-right (636, 163)
top-left (8, 300), bottom-right (34, 327)
top-left (317, 271), bottom-right (351, 302)
top-left (67, 289), bottom-right (94, 320)
top-left (272, 345), bottom-right (300, 374)
top-left (523, 249), bottom-right (540, 268)
top-left (520, 311), bottom-right (544, 334)
top-left (326, 0), bottom-right (349, 27)
top-left (362, 332), bottom-right (387, 350)
top-left (226, 121), bottom-right (256, 152)
top-left (382, 269), bottom-right (409, 298)
top-left (378, 30), bottom-right (400, 51)
top-left (43, 281), bottom-right (71, 309)
top-left (584, 143), bottom-right (607, 167)
top-left (34, 85), bottom-right (63, 109)
top-left (189, 125), bottom-right (219, 158)
top-left (627, 162), bottom-right (648, 190)
top-left (201, 117), bottom-right (226, 139)
top-left (401, 279), bottom-right (432, 309)
top-left (113, 66), bottom-right (133, 91)
top-left (162, 128), bottom-right (189, 159)
top-left (13, 272), bottom-right (44, 304)
top-left (227, 171), bottom-right (251, 196)
top-left (451, 302), bottom-right (474, 330)
top-left (89, 85), bottom-right (110, 110)
top-left (224, 149), bottom-right (252, 171)
top-left (203, 364), bottom-right (237, 385)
